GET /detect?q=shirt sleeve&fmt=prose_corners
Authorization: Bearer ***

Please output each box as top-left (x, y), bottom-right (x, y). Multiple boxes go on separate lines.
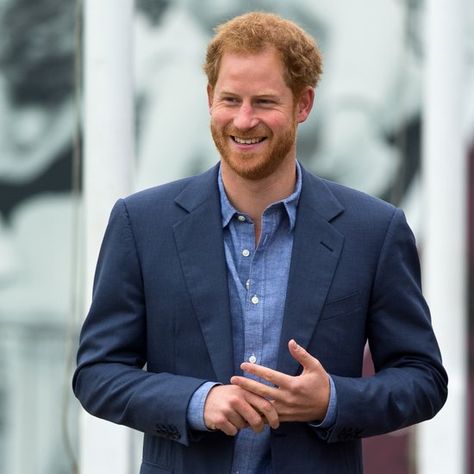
top-left (309, 375), bottom-right (337, 428)
top-left (188, 377), bottom-right (337, 431)
top-left (187, 381), bottom-right (221, 431)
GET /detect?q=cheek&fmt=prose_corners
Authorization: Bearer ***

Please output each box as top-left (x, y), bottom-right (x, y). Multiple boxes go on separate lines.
top-left (262, 110), bottom-right (294, 131)
top-left (267, 118), bottom-right (291, 135)
top-left (211, 110), bottom-right (232, 129)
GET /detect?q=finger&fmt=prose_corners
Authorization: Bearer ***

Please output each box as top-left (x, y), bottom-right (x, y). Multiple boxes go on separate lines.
top-left (245, 392), bottom-right (280, 429)
top-left (231, 397), bottom-right (266, 433)
top-left (288, 339), bottom-right (321, 371)
top-left (211, 410), bottom-right (249, 435)
top-left (246, 414), bottom-right (265, 433)
top-left (226, 412), bottom-right (250, 431)
top-left (230, 375), bottom-right (281, 401)
top-left (216, 419), bottom-right (240, 436)
top-left (238, 363), bottom-right (292, 389)
top-left (234, 390), bottom-right (279, 431)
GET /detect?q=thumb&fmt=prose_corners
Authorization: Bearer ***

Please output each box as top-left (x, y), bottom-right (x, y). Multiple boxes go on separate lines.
top-left (288, 339), bottom-right (320, 371)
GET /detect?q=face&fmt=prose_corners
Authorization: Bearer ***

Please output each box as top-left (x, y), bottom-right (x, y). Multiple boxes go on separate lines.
top-left (208, 47), bottom-right (313, 181)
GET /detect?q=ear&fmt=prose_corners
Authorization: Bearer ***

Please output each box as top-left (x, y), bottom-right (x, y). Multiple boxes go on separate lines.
top-left (295, 86), bottom-right (315, 124)
top-left (207, 84), bottom-right (214, 112)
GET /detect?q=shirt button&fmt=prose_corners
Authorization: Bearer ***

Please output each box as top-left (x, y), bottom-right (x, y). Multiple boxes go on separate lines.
top-left (237, 215), bottom-right (246, 222)
top-left (245, 279), bottom-right (250, 289)
top-left (242, 249), bottom-right (250, 257)
top-left (251, 295), bottom-right (259, 305)
top-left (248, 355), bottom-right (257, 364)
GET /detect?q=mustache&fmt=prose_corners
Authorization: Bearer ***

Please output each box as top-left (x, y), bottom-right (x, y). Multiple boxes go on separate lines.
top-left (224, 124), bottom-right (270, 138)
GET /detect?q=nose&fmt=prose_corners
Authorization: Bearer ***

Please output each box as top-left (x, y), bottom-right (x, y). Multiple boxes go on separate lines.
top-left (233, 103), bottom-right (258, 130)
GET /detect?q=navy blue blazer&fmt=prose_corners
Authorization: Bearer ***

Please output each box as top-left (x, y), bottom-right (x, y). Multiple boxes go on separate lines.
top-left (73, 164), bottom-right (447, 474)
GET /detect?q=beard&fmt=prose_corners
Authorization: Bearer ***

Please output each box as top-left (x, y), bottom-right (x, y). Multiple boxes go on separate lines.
top-left (210, 120), bottom-right (297, 181)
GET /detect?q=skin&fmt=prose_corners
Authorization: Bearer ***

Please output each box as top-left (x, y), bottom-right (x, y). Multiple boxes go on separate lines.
top-left (207, 47), bottom-right (313, 241)
top-left (203, 47), bottom-right (330, 435)
top-left (231, 340), bottom-right (330, 423)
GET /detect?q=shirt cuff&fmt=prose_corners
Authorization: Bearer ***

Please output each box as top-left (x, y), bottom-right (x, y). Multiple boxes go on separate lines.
top-left (309, 375), bottom-right (337, 428)
top-left (187, 381), bottom-right (220, 431)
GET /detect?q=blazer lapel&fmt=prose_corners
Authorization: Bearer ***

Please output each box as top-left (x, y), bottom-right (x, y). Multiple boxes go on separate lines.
top-left (277, 170), bottom-right (345, 375)
top-left (173, 167), bottom-right (234, 383)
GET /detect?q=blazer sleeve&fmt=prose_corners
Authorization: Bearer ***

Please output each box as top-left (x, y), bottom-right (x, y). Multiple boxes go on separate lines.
top-left (72, 199), bottom-right (207, 446)
top-left (318, 208), bottom-right (448, 442)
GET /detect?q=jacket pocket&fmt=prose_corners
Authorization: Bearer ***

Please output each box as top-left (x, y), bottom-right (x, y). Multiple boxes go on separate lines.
top-left (320, 291), bottom-right (361, 320)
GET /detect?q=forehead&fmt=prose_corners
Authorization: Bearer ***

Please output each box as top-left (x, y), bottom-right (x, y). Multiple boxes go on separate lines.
top-left (215, 47), bottom-right (291, 95)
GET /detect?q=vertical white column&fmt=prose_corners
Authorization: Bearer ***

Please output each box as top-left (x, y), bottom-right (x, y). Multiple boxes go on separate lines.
top-left (419, 0), bottom-right (467, 473)
top-left (81, 1), bottom-right (135, 473)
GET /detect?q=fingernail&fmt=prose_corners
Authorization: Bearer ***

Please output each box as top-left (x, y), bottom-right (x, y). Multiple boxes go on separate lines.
top-left (290, 339), bottom-right (299, 349)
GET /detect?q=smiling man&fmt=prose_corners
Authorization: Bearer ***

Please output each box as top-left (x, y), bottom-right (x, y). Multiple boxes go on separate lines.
top-left (73, 12), bottom-right (447, 474)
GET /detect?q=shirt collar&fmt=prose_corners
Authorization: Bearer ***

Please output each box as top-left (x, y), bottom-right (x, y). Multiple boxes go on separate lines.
top-left (217, 161), bottom-right (302, 231)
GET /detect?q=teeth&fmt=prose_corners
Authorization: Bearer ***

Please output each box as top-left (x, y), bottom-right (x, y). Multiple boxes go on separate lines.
top-left (233, 136), bottom-right (264, 145)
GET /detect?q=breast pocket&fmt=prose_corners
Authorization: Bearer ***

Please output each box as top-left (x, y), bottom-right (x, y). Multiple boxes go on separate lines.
top-left (320, 291), bottom-right (361, 320)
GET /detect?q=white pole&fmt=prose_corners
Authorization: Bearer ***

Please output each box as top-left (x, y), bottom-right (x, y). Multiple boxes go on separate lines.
top-left (418, 0), bottom-right (467, 473)
top-left (81, 0), bottom-right (135, 473)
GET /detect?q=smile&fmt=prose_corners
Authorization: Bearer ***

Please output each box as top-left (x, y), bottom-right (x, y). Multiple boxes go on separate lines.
top-left (231, 136), bottom-right (266, 145)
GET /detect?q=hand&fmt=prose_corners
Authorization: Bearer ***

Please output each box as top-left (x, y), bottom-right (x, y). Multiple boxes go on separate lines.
top-left (230, 339), bottom-right (330, 423)
top-left (203, 384), bottom-right (280, 436)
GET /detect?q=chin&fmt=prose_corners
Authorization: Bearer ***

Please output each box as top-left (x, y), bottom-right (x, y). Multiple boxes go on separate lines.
top-left (223, 153), bottom-right (285, 181)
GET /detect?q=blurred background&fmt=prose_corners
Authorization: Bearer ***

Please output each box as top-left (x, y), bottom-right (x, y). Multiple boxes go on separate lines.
top-left (0, 0), bottom-right (472, 472)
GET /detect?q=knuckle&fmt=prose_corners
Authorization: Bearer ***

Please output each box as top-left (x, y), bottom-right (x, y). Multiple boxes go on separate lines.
top-left (292, 379), bottom-right (304, 395)
top-left (215, 415), bottom-right (226, 426)
top-left (264, 372), bottom-right (275, 384)
top-left (287, 379), bottom-right (298, 393)
top-left (249, 417), bottom-right (264, 430)
top-left (259, 400), bottom-right (273, 413)
top-left (221, 405), bottom-right (235, 418)
top-left (228, 394), bottom-right (240, 406)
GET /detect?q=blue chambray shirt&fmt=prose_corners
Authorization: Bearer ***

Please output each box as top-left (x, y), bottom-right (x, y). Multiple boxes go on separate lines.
top-left (188, 161), bottom-right (336, 473)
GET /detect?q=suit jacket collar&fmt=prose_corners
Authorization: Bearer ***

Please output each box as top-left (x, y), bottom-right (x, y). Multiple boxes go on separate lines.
top-left (173, 164), bottom-right (236, 383)
top-left (173, 164), bottom-right (345, 380)
top-left (277, 168), bottom-right (345, 375)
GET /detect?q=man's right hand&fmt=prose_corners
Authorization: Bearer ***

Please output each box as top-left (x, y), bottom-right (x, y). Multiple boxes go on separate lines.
top-left (203, 384), bottom-right (279, 436)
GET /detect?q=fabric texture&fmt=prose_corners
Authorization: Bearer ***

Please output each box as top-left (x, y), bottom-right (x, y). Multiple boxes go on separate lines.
top-left (73, 164), bottom-right (447, 474)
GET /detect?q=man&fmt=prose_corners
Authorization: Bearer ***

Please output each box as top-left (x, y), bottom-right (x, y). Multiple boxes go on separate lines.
top-left (73, 12), bottom-right (448, 474)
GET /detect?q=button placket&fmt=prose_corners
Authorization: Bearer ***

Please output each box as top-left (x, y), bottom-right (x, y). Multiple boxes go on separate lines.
top-left (244, 248), bottom-right (263, 376)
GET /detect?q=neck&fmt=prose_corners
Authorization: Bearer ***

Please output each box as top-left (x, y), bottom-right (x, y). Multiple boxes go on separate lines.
top-left (220, 158), bottom-right (297, 241)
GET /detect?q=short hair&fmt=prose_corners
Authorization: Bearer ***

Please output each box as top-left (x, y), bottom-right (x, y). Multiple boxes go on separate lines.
top-left (204, 12), bottom-right (323, 97)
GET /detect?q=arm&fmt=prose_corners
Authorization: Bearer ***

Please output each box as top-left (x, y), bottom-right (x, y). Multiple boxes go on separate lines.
top-left (72, 199), bottom-right (207, 446)
top-left (232, 209), bottom-right (447, 442)
top-left (188, 382), bottom-right (280, 435)
top-left (73, 199), bottom-right (279, 444)
top-left (231, 339), bottom-right (331, 423)
top-left (326, 209), bottom-right (448, 441)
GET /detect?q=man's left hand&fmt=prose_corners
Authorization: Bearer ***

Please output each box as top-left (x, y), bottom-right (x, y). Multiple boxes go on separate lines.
top-left (230, 339), bottom-right (330, 423)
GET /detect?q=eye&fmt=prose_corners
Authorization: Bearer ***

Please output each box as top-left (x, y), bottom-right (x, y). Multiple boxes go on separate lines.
top-left (222, 96), bottom-right (239, 105)
top-left (255, 98), bottom-right (276, 106)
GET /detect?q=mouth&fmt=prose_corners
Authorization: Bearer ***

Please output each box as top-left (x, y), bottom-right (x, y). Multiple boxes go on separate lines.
top-left (231, 136), bottom-right (267, 145)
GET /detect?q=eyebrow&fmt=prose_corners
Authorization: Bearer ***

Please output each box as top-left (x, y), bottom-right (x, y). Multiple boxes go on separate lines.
top-left (218, 90), bottom-right (281, 100)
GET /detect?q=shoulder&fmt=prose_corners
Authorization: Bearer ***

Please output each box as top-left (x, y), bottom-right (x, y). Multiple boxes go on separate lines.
top-left (301, 167), bottom-right (397, 222)
top-left (121, 165), bottom-right (219, 217)
top-left (125, 175), bottom-right (196, 207)
top-left (321, 178), bottom-right (396, 217)
top-left (299, 168), bottom-right (410, 252)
